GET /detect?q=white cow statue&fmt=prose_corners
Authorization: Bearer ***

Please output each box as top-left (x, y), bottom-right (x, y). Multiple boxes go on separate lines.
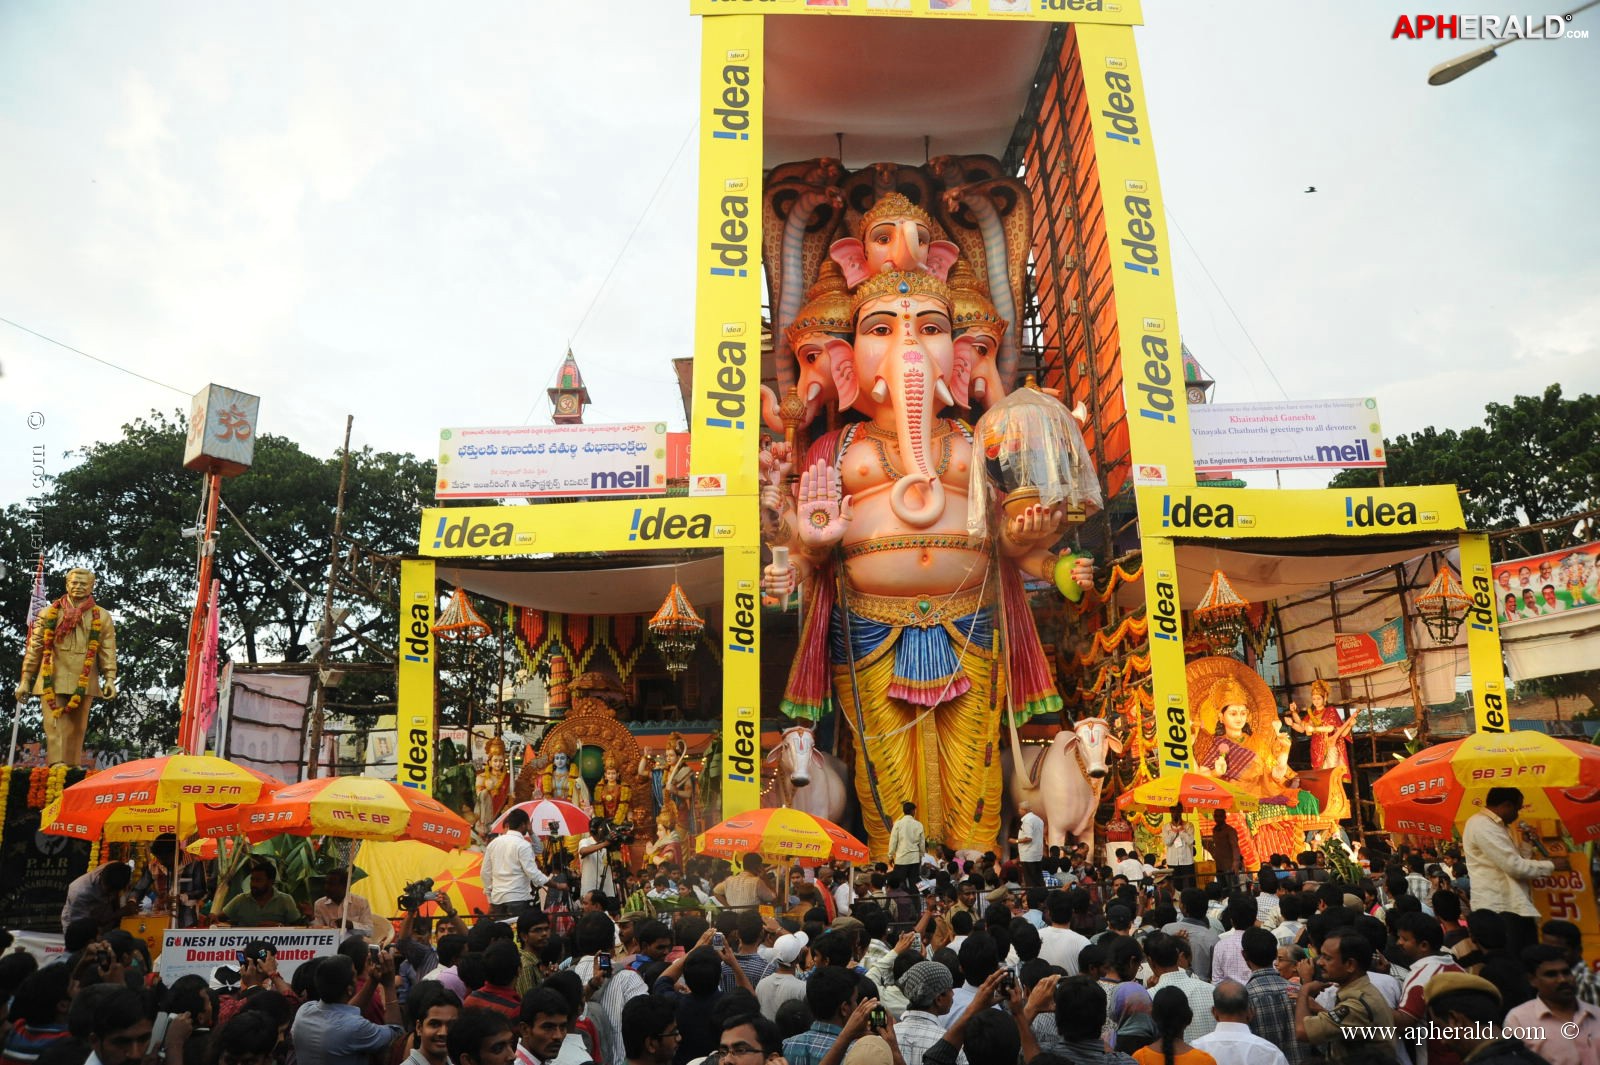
top-left (1001, 715), bottom-right (1122, 850)
top-left (762, 725), bottom-right (852, 827)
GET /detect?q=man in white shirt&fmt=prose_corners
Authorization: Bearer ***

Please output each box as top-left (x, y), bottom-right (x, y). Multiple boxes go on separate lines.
top-left (1462, 787), bottom-right (1559, 956)
top-left (1195, 980), bottom-right (1289, 1065)
top-left (889, 802), bottom-right (927, 907)
top-left (1163, 809), bottom-right (1197, 891)
top-left (1115, 848), bottom-right (1145, 884)
top-left (1212, 894), bottom-right (1257, 987)
top-left (1038, 892), bottom-right (1089, 974)
top-left (482, 809), bottom-right (549, 917)
top-left (576, 830), bottom-right (616, 899)
top-left (756, 932), bottom-right (809, 1020)
top-left (1012, 800), bottom-right (1046, 887)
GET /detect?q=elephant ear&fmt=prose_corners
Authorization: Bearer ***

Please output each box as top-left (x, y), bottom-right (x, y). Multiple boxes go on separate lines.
top-left (926, 240), bottom-right (960, 281)
top-left (826, 338), bottom-right (860, 411)
top-left (949, 336), bottom-right (975, 409)
top-left (829, 238), bottom-right (871, 287)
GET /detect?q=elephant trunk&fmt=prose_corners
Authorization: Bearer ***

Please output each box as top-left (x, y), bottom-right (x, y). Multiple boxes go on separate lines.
top-left (886, 357), bottom-right (946, 528)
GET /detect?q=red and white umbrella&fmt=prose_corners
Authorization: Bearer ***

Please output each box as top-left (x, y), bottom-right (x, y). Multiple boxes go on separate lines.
top-left (490, 798), bottom-right (590, 837)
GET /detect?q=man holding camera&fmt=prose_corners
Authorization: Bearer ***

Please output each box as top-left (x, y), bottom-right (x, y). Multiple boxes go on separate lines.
top-left (482, 809), bottom-right (550, 917)
top-left (577, 822), bottom-right (617, 899)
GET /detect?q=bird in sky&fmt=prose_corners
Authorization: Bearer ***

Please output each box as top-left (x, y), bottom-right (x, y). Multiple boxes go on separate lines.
top-left (1305, 186), bottom-right (1317, 193)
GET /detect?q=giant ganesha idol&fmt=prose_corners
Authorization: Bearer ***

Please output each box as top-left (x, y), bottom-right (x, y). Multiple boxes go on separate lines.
top-left (760, 192), bottom-right (1099, 857)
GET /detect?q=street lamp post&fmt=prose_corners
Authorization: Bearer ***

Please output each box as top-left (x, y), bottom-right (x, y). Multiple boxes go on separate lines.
top-left (1428, 0), bottom-right (1597, 84)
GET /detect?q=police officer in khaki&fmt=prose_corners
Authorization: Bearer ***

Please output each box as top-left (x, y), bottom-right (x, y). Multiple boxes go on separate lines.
top-left (16, 567), bottom-right (118, 767)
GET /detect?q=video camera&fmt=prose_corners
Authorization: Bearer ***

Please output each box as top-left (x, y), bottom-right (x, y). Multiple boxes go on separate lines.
top-left (397, 877), bottom-right (440, 911)
top-left (591, 816), bottom-right (637, 847)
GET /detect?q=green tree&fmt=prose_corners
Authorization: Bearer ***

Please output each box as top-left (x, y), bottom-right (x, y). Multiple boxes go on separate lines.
top-left (1332, 385), bottom-right (1600, 533)
top-left (1332, 384), bottom-right (1600, 710)
top-left (2, 411), bottom-right (445, 751)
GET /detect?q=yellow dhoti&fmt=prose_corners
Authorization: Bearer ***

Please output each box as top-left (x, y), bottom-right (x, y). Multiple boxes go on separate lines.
top-left (831, 600), bottom-right (1004, 858)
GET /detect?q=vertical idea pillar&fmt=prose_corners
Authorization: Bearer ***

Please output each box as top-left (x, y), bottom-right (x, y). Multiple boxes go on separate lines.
top-left (690, 15), bottom-right (765, 817)
top-left (1076, 25), bottom-right (1195, 775)
top-left (397, 560), bottom-right (437, 793)
top-left (1460, 532), bottom-right (1509, 733)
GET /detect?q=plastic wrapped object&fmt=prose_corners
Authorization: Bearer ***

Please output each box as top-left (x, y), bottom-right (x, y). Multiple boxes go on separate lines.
top-left (966, 383), bottom-right (1101, 539)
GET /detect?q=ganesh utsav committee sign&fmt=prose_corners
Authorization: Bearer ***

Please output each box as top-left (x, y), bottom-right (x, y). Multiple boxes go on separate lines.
top-left (435, 423), bottom-right (676, 500)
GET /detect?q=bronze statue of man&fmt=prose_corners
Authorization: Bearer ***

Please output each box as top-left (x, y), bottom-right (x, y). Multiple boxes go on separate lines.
top-left (16, 567), bottom-right (118, 767)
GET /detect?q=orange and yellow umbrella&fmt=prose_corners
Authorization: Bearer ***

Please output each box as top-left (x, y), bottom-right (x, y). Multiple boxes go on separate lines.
top-left (43, 754), bottom-right (281, 843)
top-left (417, 851), bottom-right (491, 918)
top-left (40, 797), bottom-right (250, 843)
top-left (242, 776), bottom-right (471, 850)
top-left (1116, 772), bottom-right (1259, 814)
top-left (696, 807), bottom-right (868, 866)
top-left (53, 753), bottom-right (278, 813)
top-left (1375, 733), bottom-right (1600, 838)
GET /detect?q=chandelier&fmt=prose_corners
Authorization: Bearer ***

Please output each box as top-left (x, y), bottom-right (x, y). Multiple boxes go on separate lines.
top-left (432, 586), bottom-right (491, 641)
top-left (1415, 566), bottom-right (1471, 645)
top-left (648, 579), bottom-right (705, 677)
top-left (1192, 569), bottom-right (1250, 654)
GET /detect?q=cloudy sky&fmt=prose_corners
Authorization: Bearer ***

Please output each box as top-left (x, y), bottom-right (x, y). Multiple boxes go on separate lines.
top-left (2, 0), bottom-right (1596, 521)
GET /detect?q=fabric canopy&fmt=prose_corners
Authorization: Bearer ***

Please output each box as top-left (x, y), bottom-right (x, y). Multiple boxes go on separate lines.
top-left (438, 556), bottom-right (722, 615)
top-left (764, 16), bottom-right (1050, 166)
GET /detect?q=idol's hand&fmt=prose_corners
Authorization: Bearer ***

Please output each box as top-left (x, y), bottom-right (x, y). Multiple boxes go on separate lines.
top-left (1004, 502), bottom-right (1063, 552)
top-left (797, 460), bottom-right (853, 548)
top-left (762, 564), bottom-right (798, 600)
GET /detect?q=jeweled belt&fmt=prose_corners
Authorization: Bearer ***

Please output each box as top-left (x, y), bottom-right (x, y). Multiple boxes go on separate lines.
top-left (844, 586), bottom-right (988, 628)
top-left (841, 533), bottom-right (984, 559)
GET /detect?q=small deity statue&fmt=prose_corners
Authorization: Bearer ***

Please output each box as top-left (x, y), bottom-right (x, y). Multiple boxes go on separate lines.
top-left (16, 567), bottom-right (118, 767)
top-left (639, 749), bottom-right (669, 817)
top-left (474, 735), bottom-right (510, 833)
top-left (592, 753), bottom-right (631, 824)
top-left (540, 736), bottom-right (589, 807)
top-left (1287, 679), bottom-right (1354, 772)
top-left (644, 805), bottom-right (685, 868)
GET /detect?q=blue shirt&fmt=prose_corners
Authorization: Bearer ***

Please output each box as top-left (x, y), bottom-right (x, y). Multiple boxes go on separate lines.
top-left (291, 1000), bottom-right (402, 1065)
top-left (782, 1022), bottom-right (844, 1065)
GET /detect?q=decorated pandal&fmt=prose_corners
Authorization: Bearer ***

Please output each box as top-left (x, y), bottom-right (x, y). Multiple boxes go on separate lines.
top-left (439, 155), bottom-right (1365, 872)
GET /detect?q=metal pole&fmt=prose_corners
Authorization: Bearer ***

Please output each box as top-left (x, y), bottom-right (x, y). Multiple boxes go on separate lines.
top-left (307, 416), bottom-right (355, 779)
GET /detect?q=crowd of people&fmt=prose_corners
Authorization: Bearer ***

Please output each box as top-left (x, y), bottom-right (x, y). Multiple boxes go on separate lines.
top-left (4, 787), bottom-right (1596, 1065)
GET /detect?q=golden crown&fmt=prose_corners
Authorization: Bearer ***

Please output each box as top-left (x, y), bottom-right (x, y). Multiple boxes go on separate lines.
top-left (786, 260), bottom-right (852, 346)
top-left (850, 270), bottom-right (954, 318)
top-left (1310, 678), bottom-right (1330, 698)
top-left (859, 192), bottom-right (936, 240)
top-left (486, 735), bottom-right (507, 757)
top-left (947, 258), bottom-right (1005, 334)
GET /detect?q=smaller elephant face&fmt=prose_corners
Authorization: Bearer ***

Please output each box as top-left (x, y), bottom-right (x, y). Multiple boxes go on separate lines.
top-left (958, 325), bottom-right (1008, 411)
top-left (791, 329), bottom-right (841, 423)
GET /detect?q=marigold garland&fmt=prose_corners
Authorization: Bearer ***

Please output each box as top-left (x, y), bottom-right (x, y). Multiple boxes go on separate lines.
top-left (0, 768), bottom-right (12, 820)
top-left (26, 765), bottom-right (48, 808)
top-left (45, 764), bottom-right (67, 810)
top-left (87, 839), bottom-right (101, 868)
top-left (38, 604), bottom-right (103, 717)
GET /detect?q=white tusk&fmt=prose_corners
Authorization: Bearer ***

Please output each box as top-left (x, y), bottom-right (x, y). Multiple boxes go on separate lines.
top-left (871, 379), bottom-right (890, 404)
top-left (806, 381), bottom-right (823, 402)
top-left (972, 377), bottom-right (988, 399)
top-left (934, 379), bottom-right (955, 407)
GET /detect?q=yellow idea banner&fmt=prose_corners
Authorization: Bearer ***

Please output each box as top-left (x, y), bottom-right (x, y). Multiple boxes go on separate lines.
top-left (1132, 485), bottom-right (1469, 540)
top-left (1143, 536), bottom-right (1194, 775)
top-left (1460, 531), bottom-right (1510, 734)
top-left (1075, 23), bottom-right (1194, 491)
top-left (419, 498), bottom-right (753, 557)
top-left (397, 560), bottom-right (437, 794)
top-left (720, 543), bottom-right (764, 816)
top-left (688, 15), bottom-right (765, 500)
top-left (689, 0), bottom-right (1141, 23)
